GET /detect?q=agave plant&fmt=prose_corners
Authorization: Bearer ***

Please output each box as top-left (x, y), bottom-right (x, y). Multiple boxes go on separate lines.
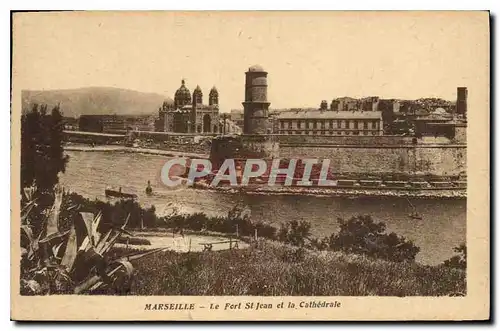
top-left (20, 184), bottom-right (164, 295)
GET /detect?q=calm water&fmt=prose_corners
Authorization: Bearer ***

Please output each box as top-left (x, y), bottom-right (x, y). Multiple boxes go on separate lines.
top-left (60, 150), bottom-right (466, 265)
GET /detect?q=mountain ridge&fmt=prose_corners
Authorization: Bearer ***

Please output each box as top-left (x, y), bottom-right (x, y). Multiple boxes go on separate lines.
top-left (21, 87), bottom-right (171, 118)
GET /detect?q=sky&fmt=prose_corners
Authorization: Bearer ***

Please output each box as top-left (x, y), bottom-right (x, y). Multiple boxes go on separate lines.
top-left (13, 11), bottom-right (489, 112)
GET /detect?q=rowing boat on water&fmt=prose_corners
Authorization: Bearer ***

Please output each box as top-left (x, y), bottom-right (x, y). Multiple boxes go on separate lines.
top-left (105, 188), bottom-right (137, 200)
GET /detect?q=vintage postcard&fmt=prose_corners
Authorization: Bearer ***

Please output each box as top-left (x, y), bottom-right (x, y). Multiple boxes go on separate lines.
top-left (11, 11), bottom-right (490, 321)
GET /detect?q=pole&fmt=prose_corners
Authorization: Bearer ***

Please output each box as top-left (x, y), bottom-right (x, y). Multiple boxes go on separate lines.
top-left (222, 114), bottom-right (227, 136)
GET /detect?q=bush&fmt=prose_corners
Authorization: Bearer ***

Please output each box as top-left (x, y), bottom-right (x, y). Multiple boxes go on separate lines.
top-left (442, 243), bottom-right (466, 270)
top-left (277, 220), bottom-right (312, 247)
top-left (329, 215), bottom-right (420, 262)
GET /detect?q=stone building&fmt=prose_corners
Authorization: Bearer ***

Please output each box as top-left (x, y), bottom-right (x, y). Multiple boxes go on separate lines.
top-left (79, 114), bottom-right (156, 133)
top-left (229, 109), bottom-right (244, 129)
top-left (275, 109), bottom-right (383, 136)
top-left (156, 79), bottom-right (220, 133)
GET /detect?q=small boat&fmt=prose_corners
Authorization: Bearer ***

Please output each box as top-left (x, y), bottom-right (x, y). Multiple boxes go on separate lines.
top-left (406, 197), bottom-right (422, 220)
top-left (105, 187), bottom-right (137, 200)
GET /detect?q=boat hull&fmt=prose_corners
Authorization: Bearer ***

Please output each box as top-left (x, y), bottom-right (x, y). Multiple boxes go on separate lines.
top-left (105, 189), bottom-right (137, 200)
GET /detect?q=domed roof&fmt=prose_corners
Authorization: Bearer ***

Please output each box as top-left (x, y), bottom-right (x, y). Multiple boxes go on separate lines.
top-left (175, 79), bottom-right (191, 99)
top-left (210, 86), bottom-right (218, 94)
top-left (194, 85), bottom-right (202, 92)
top-left (174, 79), bottom-right (192, 106)
top-left (248, 64), bottom-right (265, 72)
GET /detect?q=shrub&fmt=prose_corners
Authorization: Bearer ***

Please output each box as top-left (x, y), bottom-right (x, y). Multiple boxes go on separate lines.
top-left (277, 220), bottom-right (312, 247)
top-left (442, 243), bottom-right (466, 270)
top-left (329, 215), bottom-right (420, 262)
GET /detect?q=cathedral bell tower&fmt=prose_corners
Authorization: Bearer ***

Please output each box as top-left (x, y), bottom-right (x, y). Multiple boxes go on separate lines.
top-left (209, 86), bottom-right (219, 106)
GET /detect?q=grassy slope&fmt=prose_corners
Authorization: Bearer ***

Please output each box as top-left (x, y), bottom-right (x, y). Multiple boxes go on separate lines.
top-left (126, 240), bottom-right (465, 296)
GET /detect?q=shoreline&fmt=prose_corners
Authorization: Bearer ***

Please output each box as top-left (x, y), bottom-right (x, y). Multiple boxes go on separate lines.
top-left (191, 183), bottom-right (467, 199)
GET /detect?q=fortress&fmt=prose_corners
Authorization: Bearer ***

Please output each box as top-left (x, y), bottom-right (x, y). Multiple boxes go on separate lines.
top-left (210, 65), bottom-right (467, 182)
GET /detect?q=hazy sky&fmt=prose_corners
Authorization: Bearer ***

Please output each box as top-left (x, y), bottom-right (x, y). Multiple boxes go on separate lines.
top-left (13, 11), bottom-right (489, 112)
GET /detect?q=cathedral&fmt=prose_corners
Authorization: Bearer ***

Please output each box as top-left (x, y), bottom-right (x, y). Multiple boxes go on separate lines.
top-left (155, 79), bottom-right (220, 133)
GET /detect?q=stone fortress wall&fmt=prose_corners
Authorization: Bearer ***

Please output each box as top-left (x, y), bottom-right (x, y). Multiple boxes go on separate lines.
top-left (277, 134), bottom-right (466, 178)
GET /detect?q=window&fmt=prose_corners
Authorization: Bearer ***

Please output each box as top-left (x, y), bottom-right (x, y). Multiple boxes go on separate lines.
top-left (354, 120), bottom-right (359, 129)
top-left (313, 121), bottom-right (317, 129)
top-left (329, 131), bottom-right (334, 135)
top-left (280, 121), bottom-right (285, 129)
top-left (337, 120), bottom-right (341, 128)
top-left (329, 120), bottom-right (333, 128)
top-left (363, 121), bottom-right (368, 130)
top-left (321, 121), bottom-right (326, 129)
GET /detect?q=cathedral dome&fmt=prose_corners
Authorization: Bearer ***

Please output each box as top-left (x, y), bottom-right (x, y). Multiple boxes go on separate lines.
top-left (174, 79), bottom-right (192, 108)
top-left (248, 64), bottom-right (265, 72)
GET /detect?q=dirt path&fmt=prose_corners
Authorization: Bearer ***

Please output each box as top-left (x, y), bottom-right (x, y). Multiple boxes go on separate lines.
top-left (114, 232), bottom-right (248, 252)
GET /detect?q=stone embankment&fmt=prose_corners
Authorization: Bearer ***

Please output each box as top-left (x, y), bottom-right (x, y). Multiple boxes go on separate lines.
top-left (64, 144), bottom-right (209, 159)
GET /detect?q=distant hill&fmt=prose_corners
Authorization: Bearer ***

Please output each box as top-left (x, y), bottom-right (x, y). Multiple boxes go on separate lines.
top-left (21, 87), bottom-right (171, 118)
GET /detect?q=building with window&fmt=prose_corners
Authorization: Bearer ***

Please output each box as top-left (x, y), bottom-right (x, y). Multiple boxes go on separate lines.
top-left (275, 109), bottom-right (383, 136)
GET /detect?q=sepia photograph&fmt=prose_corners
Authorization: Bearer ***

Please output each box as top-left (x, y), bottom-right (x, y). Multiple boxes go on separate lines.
top-left (10, 10), bottom-right (489, 321)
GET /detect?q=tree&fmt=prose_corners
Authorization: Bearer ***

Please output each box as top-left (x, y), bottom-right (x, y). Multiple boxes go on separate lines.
top-left (442, 243), bottom-right (466, 270)
top-left (329, 215), bottom-right (420, 262)
top-left (21, 103), bottom-right (69, 196)
top-left (21, 103), bottom-right (69, 236)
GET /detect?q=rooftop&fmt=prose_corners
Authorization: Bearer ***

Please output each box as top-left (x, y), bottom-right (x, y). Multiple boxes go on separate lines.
top-left (277, 110), bottom-right (382, 120)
